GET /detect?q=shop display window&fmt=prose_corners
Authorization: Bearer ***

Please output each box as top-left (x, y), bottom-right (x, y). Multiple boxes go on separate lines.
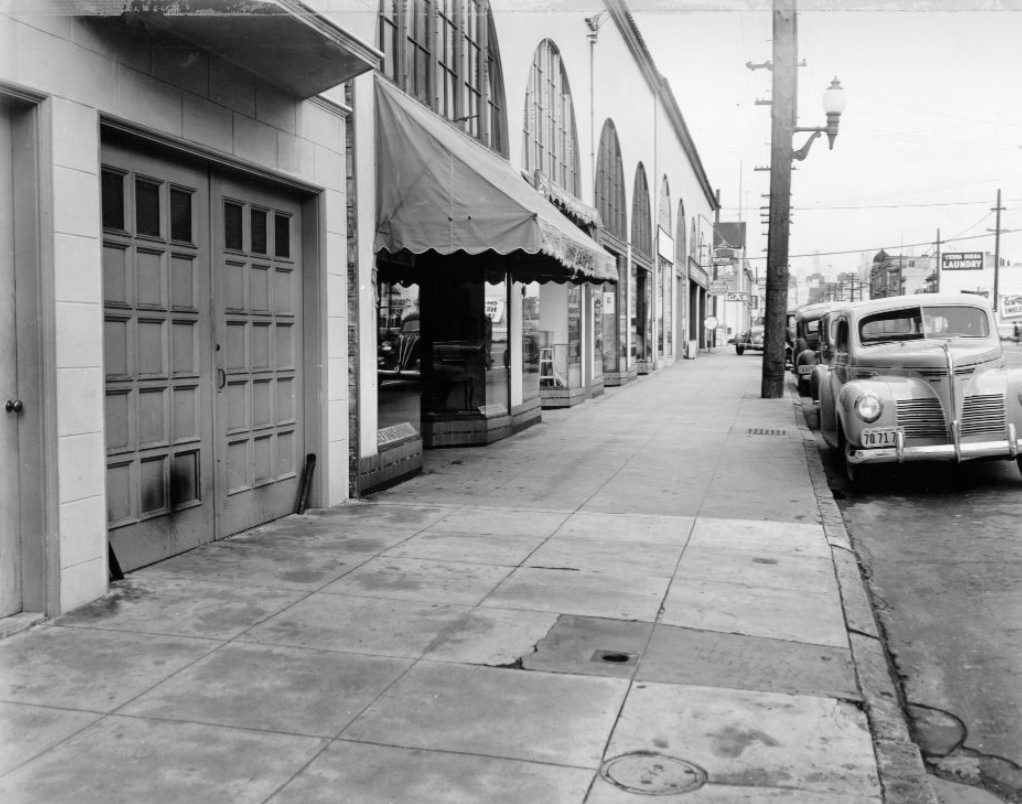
top-left (523, 282), bottom-right (542, 402)
top-left (567, 284), bottom-right (582, 387)
top-left (377, 281), bottom-right (421, 433)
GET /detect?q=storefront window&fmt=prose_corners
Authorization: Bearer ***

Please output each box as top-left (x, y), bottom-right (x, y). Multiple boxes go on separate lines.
top-left (663, 261), bottom-right (673, 355)
top-left (377, 281), bottom-right (421, 432)
top-left (485, 280), bottom-right (510, 412)
top-left (523, 282), bottom-right (541, 402)
top-left (629, 263), bottom-right (638, 363)
top-left (567, 284), bottom-right (582, 387)
top-left (657, 261), bottom-right (665, 354)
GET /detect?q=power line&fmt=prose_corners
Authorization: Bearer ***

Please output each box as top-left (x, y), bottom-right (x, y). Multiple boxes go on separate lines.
top-left (743, 227), bottom-right (1022, 262)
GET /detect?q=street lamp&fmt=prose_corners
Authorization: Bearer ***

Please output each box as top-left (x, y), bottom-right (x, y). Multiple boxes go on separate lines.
top-left (792, 78), bottom-right (847, 161)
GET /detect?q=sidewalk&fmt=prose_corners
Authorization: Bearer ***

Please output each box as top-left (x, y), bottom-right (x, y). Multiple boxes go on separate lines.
top-left (0, 351), bottom-right (933, 803)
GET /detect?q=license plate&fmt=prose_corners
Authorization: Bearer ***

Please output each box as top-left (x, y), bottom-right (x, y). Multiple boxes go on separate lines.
top-left (797, 365), bottom-right (813, 374)
top-left (861, 427), bottom-right (901, 448)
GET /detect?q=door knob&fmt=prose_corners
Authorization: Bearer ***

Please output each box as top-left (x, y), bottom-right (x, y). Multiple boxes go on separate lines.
top-left (5, 399), bottom-right (23, 414)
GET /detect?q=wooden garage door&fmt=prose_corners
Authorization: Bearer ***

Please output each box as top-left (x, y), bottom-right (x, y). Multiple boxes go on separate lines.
top-left (102, 144), bottom-right (304, 571)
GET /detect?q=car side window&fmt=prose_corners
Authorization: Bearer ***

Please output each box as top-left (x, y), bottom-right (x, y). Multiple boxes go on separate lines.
top-left (835, 318), bottom-right (849, 353)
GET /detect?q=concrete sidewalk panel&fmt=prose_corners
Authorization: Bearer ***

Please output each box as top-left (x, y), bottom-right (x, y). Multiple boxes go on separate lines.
top-left (588, 779), bottom-right (881, 803)
top-left (423, 608), bottom-right (560, 665)
top-left (424, 507), bottom-right (570, 536)
top-left (521, 614), bottom-right (653, 678)
top-left (638, 625), bottom-right (859, 699)
top-left (341, 662), bottom-right (628, 766)
top-left (526, 534), bottom-right (685, 578)
top-left (555, 512), bottom-right (695, 544)
top-left (0, 716), bottom-right (325, 804)
top-left (142, 541), bottom-right (365, 591)
top-left (311, 502), bottom-right (452, 529)
top-left (55, 575), bottom-right (306, 641)
top-left (686, 518), bottom-right (831, 559)
top-left (119, 642), bottom-right (411, 737)
top-left (229, 517), bottom-right (417, 553)
top-left (604, 682), bottom-right (880, 797)
top-left (320, 557), bottom-right (512, 606)
top-left (0, 626), bottom-right (215, 711)
top-left (676, 545), bottom-right (839, 597)
top-left (0, 702), bottom-right (101, 776)
top-left (383, 530), bottom-right (548, 566)
top-left (268, 740), bottom-right (595, 803)
top-left (243, 594), bottom-right (472, 658)
top-left (660, 578), bottom-right (848, 648)
top-left (481, 566), bottom-right (670, 620)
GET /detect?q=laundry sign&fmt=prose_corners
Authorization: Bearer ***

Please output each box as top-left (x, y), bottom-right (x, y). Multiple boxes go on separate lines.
top-left (942, 252), bottom-right (983, 271)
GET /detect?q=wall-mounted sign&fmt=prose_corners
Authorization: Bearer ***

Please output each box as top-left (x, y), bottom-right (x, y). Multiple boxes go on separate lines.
top-left (657, 226), bottom-right (675, 263)
top-left (942, 252), bottom-right (983, 271)
top-left (603, 291), bottom-right (616, 315)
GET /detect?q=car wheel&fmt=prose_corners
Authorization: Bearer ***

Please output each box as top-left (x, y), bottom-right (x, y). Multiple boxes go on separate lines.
top-left (1017, 456), bottom-right (1022, 480)
top-left (736, 346), bottom-right (745, 355)
top-left (797, 376), bottom-right (810, 397)
top-left (839, 429), bottom-right (871, 492)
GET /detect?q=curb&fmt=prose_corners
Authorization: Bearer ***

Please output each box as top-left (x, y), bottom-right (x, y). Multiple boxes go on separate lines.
top-left (789, 386), bottom-right (939, 804)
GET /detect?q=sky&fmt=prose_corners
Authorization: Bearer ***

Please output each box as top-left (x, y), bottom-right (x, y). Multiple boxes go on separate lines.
top-left (630, 3), bottom-right (1022, 280)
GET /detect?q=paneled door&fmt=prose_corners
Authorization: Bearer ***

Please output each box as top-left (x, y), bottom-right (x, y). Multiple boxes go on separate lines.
top-left (212, 176), bottom-right (303, 538)
top-left (1, 102), bottom-right (21, 615)
top-left (102, 145), bottom-right (214, 571)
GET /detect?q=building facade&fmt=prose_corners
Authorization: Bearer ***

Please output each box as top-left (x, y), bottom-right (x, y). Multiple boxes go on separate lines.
top-left (317, 0), bottom-right (718, 494)
top-left (0, 1), bottom-right (377, 619)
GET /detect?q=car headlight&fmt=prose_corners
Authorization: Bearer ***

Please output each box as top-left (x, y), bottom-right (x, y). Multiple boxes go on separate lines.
top-left (854, 393), bottom-right (883, 423)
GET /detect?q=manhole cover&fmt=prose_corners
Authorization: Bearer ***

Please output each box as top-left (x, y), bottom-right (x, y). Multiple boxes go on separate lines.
top-left (600, 751), bottom-right (706, 795)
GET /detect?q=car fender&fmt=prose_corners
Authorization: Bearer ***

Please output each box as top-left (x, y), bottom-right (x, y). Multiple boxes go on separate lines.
top-left (836, 376), bottom-right (931, 448)
top-left (810, 363), bottom-right (829, 404)
top-left (817, 366), bottom-right (838, 446)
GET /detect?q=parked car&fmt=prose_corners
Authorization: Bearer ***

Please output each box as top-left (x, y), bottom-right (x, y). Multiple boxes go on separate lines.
top-left (378, 313), bottom-right (421, 375)
top-left (815, 294), bottom-right (1022, 487)
top-left (735, 325), bottom-right (765, 355)
top-left (792, 302), bottom-right (834, 396)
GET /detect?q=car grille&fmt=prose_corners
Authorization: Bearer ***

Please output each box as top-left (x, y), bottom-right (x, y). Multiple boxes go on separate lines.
top-left (896, 398), bottom-right (946, 438)
top-left (960, 393), bottom-right (1006, 437)
top-left (896, 394), bottom-right (1006, 439)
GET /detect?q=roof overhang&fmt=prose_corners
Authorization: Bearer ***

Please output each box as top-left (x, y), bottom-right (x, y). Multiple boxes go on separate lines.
top-left (78, 0), bottom-right (380, 98)
top-left (374, 75), bottom-right (617, 285)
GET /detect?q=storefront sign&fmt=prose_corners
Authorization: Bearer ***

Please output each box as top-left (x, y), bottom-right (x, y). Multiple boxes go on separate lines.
top-left (603, 291), bottom-right (615, 315)
top-left (484, 297), bottom-right (505, 322)
top-left (942, 252), bottom-right (983, 270)
top-left (709, 280), bottom-right (728, 295)
top-left (724, 291), bottom-right (749, 303)
top-left (657, 227), bottom-right (674, 263)
top-left (1001, 294), bottom-right (1022, 319)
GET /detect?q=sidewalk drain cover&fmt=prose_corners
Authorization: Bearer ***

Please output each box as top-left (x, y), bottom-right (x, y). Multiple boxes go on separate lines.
top-left (591, 649), bottom-right (637, 665)
top-left (747, 428), bottom-right (787, 436)
top-left (600, 751), bottom-right (706, 795)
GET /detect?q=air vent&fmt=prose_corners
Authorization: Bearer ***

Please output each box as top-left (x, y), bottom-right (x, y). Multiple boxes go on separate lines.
top-left (746, 428), bottom-right (787, 437)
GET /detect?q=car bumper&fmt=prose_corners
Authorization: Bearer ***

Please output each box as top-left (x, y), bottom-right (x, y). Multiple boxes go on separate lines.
top-left (849, 427), bottom-right (1022, 465)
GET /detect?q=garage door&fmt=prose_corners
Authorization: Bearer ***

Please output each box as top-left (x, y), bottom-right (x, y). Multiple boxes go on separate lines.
top-left (102, 143), bottom-right (304, 571)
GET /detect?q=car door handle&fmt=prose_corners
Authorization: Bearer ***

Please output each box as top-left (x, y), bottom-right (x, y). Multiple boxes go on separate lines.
top-left (217, 368), bottom-right (226, 390)
top-left (5, 399), bottom-right (23, 414)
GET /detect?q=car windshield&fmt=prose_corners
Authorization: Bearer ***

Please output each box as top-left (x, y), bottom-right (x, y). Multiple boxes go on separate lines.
top-left (859, 305), bottom-right (989, 344)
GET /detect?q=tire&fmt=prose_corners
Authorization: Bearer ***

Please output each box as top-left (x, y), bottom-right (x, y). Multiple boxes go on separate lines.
top-left (839, 429), bottom-right (872, 492)
top-left (797, 376), bottom-right (810, 397)
top-left (1017, 456), bottom-right (1022, 480)
top-left (736, 346), bottom-right (745, 355)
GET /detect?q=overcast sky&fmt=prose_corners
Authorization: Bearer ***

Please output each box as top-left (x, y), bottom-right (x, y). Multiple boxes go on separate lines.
top-left (631, 4), bottom-right (1022, 278)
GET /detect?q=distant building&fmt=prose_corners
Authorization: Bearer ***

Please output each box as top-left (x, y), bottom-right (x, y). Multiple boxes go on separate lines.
top-left (870, 251), bottom-right (932, 298)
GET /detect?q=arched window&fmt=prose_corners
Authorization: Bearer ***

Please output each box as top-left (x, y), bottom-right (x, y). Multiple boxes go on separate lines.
top-left (523, 39), bottom-right (580, 197)
top-left (658, 177), bottom-right (671, 234)
top-left (595, 120), bottom-right (626, 242)
top-left (675, 200), bottom-right (686, 260)
top-left (378, 0), bottom-right (508, 156)
top-left (631, 164), bottom-right (652, 262)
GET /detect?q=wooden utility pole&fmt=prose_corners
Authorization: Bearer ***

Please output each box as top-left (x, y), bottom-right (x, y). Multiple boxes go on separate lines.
top-left (992, 189), bottom-right (1003, 312)
top-left (761, 0), bottom-right (797, 398)
top-left (935, 229), bottom-right (941, 293)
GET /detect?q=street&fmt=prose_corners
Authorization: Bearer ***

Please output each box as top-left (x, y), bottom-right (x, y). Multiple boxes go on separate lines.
top-left (818, 354), bottom-right (1022, 803)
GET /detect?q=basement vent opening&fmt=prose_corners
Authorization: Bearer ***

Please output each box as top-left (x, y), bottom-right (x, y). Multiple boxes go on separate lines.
top-left (592, 649), bottom-right (637, 666)
top-left (746, 428), bottom-right (787, 437)
top-left (600, 751), bottom-right (707, 796)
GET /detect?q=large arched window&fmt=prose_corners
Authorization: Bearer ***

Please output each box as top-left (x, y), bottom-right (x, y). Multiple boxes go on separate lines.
top-left (595, 120), bottom-right (626, 242)
top-left (523, 39), bottom-right (580, 197)
top-left (631, 164), bottom-right (652, 261)
top-left (658, 176), bottom-right (671, 234)
top-left (378, 0), bottom-right (508, 156)
top-left (675, 200), bottom-right (687, 260)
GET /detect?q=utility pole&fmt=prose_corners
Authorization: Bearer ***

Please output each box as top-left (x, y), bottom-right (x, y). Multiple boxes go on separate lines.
top-left (992, 189), bottom-right (1004, 313)
top-left (762, 0), bottom-right (797, 398)
top-left (935, 229), bottom-right (941, 293)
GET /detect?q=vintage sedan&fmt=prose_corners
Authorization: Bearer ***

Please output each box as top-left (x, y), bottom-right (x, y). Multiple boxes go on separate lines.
top-left (735, 325), bottom-right (765, 356)
top-left (792, 302), bottom-right (834, 396)
top-left (815, 294), bottom-right (1022, 486)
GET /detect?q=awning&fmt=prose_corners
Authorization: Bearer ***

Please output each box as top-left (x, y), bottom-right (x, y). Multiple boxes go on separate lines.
top-left (374, 76), bottom-right (617, 284)
top-left (79, 0), bottom-right (380, 99)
